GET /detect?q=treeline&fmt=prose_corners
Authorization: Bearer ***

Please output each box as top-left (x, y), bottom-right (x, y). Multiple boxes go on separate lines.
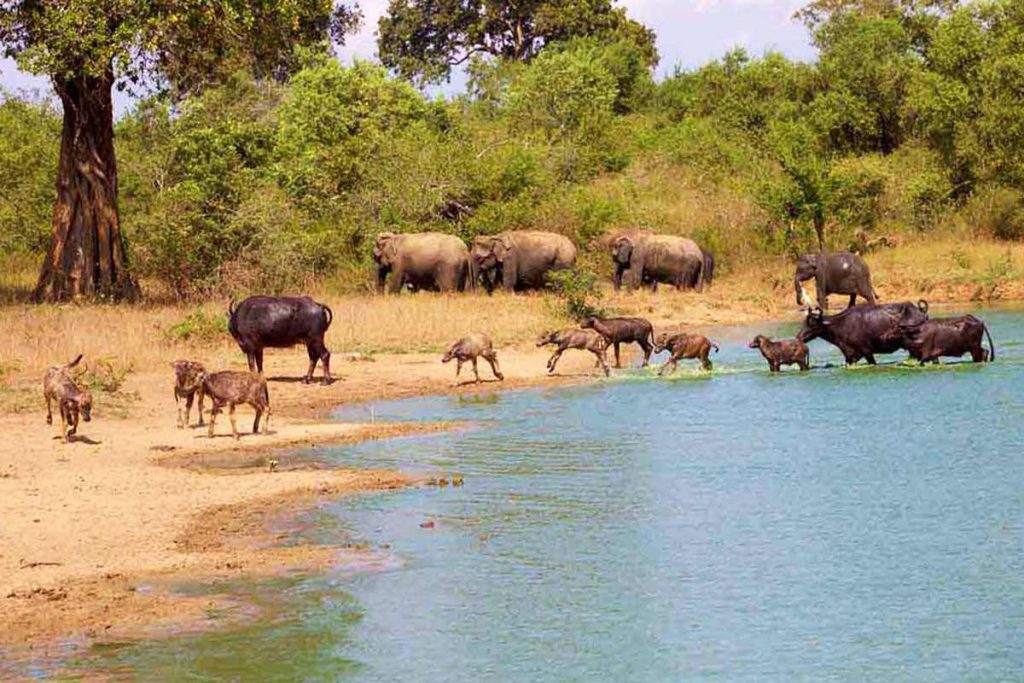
top-left (2, 0), bottom-right (1024, 298)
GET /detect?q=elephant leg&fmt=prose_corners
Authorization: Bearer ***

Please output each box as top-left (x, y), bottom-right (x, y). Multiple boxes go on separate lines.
top-left (614, 343), bottom-right (621, 369)
top-left (485, 353), bottom-right (504, 380)
top-left (472, 358), bottom-right (480, 383)
top-left (387, 267), bottom-right (405, 294)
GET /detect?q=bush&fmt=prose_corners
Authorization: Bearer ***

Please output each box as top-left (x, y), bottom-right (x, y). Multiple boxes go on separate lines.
top-left (964, 185), bottom-right (1024, 241)
top-left (0, 95), bottom-right (60, 254)
top-left (163, 309), bottom-right (230, 343)
top-left (546, 268), bottom-right (604, 321)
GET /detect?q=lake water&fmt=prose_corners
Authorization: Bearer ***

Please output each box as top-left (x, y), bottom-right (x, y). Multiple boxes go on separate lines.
top-left (32, 311), bottom-right (1024, 681)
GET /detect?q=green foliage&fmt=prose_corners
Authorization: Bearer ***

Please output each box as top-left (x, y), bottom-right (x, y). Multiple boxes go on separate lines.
top-left (163, 309), bottom-right (230, 344)
top-left (0, 93), bottom-right (59, 253)
top-left (81, 357), bottom-right (132, 393)
top-left (378, 0), bottom-right (657, 84)
top-left (506, 44), bottom-right (618, 143)
top-left (546, 268), bottom-right (604, 321)
top-left (964, 185), bottom-right (1024, 241)
top-left (827, 155), bottom-right (889, 230)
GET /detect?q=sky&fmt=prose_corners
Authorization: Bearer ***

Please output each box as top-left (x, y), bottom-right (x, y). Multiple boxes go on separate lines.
top-left (0, 0), bottom-right (816, 116)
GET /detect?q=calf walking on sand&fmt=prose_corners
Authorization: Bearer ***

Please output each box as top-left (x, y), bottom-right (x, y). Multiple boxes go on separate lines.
top-left (43, 354), bottom-right (93, 443)
top-left (442, 333), bottom-right (504, 384)
top-left (748, 335), bottom-right (810, 372)
top-left (201, 371), bottom-right (270, 440)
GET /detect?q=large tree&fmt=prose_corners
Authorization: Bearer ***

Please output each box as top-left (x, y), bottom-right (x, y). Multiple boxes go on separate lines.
top-left (0, 1), bottom-right (360, 301)
top-left (378, 0), bottom-right (657, 85)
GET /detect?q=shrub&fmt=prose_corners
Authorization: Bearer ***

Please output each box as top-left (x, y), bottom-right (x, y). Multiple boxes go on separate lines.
top-left (964, 185), bottom-right (1024, 241)
top-left (163, 309), bottom-right (229, 344)
top-left (546, 269), bottom-right (604, 321)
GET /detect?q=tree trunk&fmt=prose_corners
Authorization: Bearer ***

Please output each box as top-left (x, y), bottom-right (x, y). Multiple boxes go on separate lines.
top-left (34, 67), bottom-right (137, 302)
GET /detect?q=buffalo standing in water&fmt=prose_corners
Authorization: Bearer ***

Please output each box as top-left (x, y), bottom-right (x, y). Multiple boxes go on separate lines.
top-left (228, 296), bottom-right (334, 384)
top-left (900, 315), bottom-right (995, 364)
top-left (797, 301), bottom-right (929, 365)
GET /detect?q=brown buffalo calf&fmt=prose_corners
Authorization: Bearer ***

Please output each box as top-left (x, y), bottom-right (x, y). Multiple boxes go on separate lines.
top-left (748, 335), bottom-right (810, 372)
top-left (536, 329), bottom-right (610, 377)
top-left (442, 333), bottom-right (504, 384)
top-left (201, 371), bottom-right (270, 440)
top-left (172, 360), bottom-right (206, 428)
top-left (901, 315), bottom-right (994, 364)
top-left (654, 332), bottom-right (718, 374)
top-left (43, 354), bottom-right (93, 443)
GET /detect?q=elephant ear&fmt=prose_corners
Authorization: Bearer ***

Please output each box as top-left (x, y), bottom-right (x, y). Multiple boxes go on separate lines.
top-left (628, 237), bottom-right (646, 288)
top-left (493, 234), bottom-right (514, 262)
top-left (381, 234), bottom-right (402, 263)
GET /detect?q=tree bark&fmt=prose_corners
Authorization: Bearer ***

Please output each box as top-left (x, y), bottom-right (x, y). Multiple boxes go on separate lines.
top-left (34, 67), bottom-right (137, 302)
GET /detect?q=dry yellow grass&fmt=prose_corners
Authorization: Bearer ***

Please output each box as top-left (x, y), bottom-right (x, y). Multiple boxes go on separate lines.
top-left (3, 236), bottom-right (1023, 395)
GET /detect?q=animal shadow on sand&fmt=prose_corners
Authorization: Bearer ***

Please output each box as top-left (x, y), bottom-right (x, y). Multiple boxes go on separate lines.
top-left (52, 435), bottom-right (102, 445)
top-left (267, 375), bottom-right (338, 385)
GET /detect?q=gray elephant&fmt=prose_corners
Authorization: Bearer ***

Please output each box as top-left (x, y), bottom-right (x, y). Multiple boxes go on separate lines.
top-left (372, 232), bottom-right (473, 294)
top-left (794, 251), bottom-right (877, 310)
top-left (611, 231), bottom-right (711, 291)
top-left (469, 231), bottom-right (577, 293)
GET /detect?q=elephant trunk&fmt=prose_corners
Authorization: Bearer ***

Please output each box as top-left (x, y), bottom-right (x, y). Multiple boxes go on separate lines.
top-left (794, 277), bottom-right (805, 307)
top-left (613, 265), bottom-right (623, 292)
top-left (377, 266), bottom-right (389, 294)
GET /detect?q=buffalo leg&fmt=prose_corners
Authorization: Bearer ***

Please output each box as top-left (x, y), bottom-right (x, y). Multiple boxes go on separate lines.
top-left (638, 339), bottom-right (652, 367)
top-left (207, 401), bottom-right (221, 438)
top-left (865, 354), bottom-right (877, 365)
top-left (701, 352), bottom-right (713, 371)
top-left (484, 353), bottom-right (504, 381)
top-left (320, 347), bottom-right (332, 384)
top-left (183, 393), bottom-right (194, 428)
top-left (614, 343), bottom-right (621, 369)
top-left (253, 408), bottom-right (262, 434)
top-left (254, 348), bottom-right (265, 375)
top-left (229, 403), bottom-right (240, 440)
top-left (547, 349), bottom-right (564, 374)
top-left (593, 350), bottom-right (610, 377)
top-left (304, 343), bottom-right (318, 384)
top-left (455, 359), bottom-right (463, 380)
top-left (46, 396), bottom-right (53, 425)
top-left (472, 358), bottom-right (480, 383)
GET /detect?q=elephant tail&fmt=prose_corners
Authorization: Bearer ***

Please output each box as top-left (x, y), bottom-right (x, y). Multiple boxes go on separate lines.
top-left (700, 249), bottom-right (714, 288)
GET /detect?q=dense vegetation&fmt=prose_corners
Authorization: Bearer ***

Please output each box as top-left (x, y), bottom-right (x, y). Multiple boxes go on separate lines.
top-left (2, 0), bottom-right (1024, 299)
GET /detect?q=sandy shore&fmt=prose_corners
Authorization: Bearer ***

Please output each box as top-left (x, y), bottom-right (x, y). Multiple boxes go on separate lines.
top-left (0, 344), bottom-right (609, 658)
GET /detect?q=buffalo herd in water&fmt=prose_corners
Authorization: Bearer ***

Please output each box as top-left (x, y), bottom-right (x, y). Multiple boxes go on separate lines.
top-left (43, 229), bottom-right (996, 443)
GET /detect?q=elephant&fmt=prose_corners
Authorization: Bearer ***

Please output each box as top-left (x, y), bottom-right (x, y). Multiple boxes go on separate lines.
top-left (469, 231), bottom-right (577, 293)
top-left (611, 231), bottom-right (711, 292)
top-left (794, 251), bottom-right (877, 311)
top-left (372, 232), bottom-right (473, 294)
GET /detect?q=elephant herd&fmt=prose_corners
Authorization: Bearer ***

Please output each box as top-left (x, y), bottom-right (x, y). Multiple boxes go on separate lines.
top-left (372, 229), bottom-right (714, 294)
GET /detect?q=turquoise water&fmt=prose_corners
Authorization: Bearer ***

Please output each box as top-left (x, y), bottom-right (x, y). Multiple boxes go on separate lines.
top-left (28, 312), bottom-right (1024, 681)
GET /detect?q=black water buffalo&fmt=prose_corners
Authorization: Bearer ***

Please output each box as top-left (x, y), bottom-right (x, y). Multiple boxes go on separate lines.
top-left (228, 296), bottom-right (334, 384)
top-left (797, 301), bottom-right (929, 365)
top-left (900, 315), bottom-right (995, 364)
